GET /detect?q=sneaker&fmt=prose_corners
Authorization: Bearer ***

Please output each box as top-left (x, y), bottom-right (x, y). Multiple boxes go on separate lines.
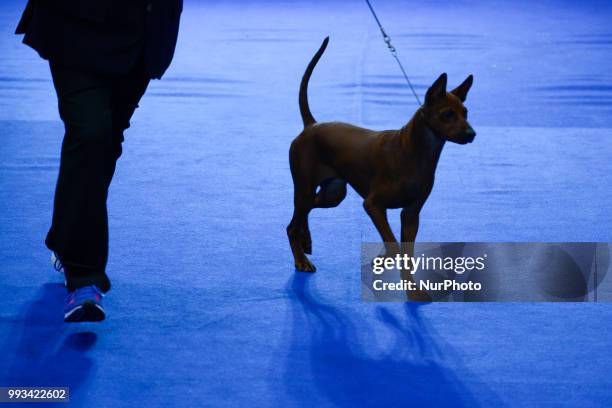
top-left (64, 285), bottom-right (106, 322)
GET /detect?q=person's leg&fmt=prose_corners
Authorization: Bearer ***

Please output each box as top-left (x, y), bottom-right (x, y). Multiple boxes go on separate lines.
top-left (47, 58), bottom-right (150, 295)
top-left (46, 62), bottom-right (115, 293)
top-left (106, 61), bottom-right (150, 189)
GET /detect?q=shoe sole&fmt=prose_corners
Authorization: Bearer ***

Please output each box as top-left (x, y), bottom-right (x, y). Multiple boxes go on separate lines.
top-left (64, 301), bottom-right (105, 323)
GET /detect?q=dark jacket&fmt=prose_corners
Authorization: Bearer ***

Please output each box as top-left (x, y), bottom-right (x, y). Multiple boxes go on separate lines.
top-left (15, 0), bottom-right (182, 79)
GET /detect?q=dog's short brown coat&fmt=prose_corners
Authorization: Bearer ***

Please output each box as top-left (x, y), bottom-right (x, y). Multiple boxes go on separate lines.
top-left (287, 38), bottom-right (475, 299)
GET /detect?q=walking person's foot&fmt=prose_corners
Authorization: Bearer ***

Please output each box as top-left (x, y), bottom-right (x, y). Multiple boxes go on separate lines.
top-left (64, 285), bottom-right (106, 322)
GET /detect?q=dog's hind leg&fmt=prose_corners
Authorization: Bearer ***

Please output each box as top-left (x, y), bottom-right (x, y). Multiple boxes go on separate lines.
top-left (287, 186), bottom-right (317, 272)
top-left (301, 217), bottom-right (312, 255)
top-left (301, 178), bottom-right (346, 255)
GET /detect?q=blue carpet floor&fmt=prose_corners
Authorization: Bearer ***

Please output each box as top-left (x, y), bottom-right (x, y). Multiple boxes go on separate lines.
top-left (1, 0), bottom-right (611, 406)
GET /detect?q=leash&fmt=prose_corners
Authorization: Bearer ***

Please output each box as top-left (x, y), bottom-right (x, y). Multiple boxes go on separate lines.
top-left (364, 0), bottom-right (422, 106)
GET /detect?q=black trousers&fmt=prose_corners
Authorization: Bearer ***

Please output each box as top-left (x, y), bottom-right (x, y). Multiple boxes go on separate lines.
top-left (46, 58), bottom-right (150, 293)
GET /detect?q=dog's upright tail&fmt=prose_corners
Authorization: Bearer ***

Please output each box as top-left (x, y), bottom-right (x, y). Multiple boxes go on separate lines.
top-left (299, 36), bottom-right (329, 128)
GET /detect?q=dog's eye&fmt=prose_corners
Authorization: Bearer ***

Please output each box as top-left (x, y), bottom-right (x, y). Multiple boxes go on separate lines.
top-left (440, 110), bottom-right (455, 120)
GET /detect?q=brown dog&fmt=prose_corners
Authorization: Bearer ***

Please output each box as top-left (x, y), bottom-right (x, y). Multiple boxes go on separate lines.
top-left (287, 37), bottom-right (475, 296)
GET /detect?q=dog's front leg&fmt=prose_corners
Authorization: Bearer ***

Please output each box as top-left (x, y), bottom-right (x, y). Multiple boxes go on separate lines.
top-left (400, 208), bottom-right (431, 302)
top-left (400, 207), bottom-right (420, 258)
top-left (363, 198), bottom-right (400, 256)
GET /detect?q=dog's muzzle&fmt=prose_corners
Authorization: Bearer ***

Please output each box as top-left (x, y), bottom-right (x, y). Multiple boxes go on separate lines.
top-left (461, 126), bottom-right (476, 143)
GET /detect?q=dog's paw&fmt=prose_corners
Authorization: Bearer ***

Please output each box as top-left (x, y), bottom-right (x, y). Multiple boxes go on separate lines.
top-left (407, 289), bottom-right (432, 303)
top-left (295, 258), bottom-right (317, 273)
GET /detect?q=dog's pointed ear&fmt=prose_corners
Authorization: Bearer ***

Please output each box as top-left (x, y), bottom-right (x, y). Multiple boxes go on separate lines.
top-left (451, 75), bottom-right (473, 102)
top-left (425, 73), bottom-right (447, 105)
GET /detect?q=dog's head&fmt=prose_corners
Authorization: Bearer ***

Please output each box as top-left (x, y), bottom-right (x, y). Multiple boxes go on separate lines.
top-left (421, 73), bottom-right (475, 144)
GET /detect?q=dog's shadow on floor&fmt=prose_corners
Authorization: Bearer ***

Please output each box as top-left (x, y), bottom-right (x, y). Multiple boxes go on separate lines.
top-left (0, 283), bottom-right (97, 404)
top-left (282, 274), bottom-right (502, 407)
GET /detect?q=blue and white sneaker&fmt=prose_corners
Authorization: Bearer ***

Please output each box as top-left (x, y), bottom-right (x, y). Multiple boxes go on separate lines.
top-left (64, 285), bottom-right (105, 322)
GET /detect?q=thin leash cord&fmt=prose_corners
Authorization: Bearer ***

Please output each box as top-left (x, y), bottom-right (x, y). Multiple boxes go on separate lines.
top-left (594, 246), bottom-right (598, 302)
top-left (364, 0), bottom-right (422, 106)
